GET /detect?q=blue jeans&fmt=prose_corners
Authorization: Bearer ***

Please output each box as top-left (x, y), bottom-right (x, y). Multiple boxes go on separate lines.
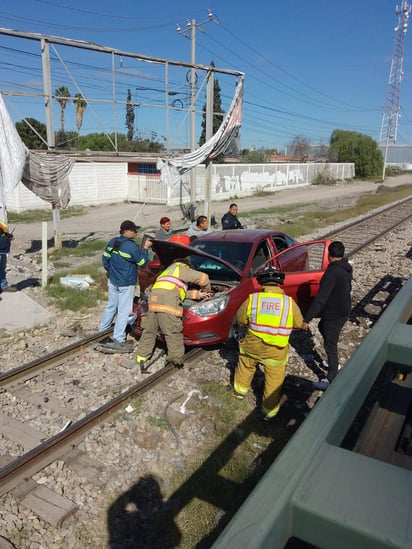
top-left (0, 254), bottom-right (8, 290)
top-left (99, 280), bottom-right (135, 343)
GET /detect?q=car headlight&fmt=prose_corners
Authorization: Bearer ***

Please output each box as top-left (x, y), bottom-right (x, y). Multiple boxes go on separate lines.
top-left (188, 295), bottom-right (229, 317)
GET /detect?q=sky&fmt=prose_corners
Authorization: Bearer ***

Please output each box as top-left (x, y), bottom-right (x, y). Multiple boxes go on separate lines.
top-left (1, 0), bottom-right (411, 153)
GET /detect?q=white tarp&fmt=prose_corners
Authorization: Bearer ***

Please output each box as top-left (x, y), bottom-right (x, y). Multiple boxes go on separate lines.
top-left (0, 94), bottom-right (29, 221)
top-left (157, 74), bottom-right (244, 187)
top-left (0, 93), bottom-right (75, 213)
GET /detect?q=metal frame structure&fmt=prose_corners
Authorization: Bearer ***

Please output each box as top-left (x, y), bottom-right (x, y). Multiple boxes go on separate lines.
top-left (0, 27), bottom-right (242, 153)
top-left (380, 2), bottom-right (411, 179)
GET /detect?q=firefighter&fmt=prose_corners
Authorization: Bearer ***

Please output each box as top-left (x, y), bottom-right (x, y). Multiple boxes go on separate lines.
top-left (136, 257), bottom-right (211, 371)
top-left (233, 267), bottom-right (303, 420)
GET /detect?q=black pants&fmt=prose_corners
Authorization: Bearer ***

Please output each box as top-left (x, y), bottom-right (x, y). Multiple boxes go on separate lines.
top-left (318, 316), bottom-right (348, 382)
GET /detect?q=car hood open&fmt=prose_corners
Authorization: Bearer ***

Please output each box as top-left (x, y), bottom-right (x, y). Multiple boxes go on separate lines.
top-left (152, 239), bottom-right (243, 276)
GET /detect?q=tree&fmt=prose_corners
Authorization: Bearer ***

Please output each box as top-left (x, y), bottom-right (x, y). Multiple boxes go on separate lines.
top-left (125, 89), bottom-right (135, 141)
top-left (199, 77), bottom-right (224, 147)
top-left (288, 135), bottom-right (311, 159)
top-left (15, 118), bottom-right (47, 149)
top-left (239, 148), bottom-right (267, 163)
top-left (330, 130), bottom-right (383, 178)
top-left (55, 130), bottom-right (77, 149)
top-left (55, 86), bottom-right (71, 133)
top-left (77, 132), bottom-right (164, 153)
top-left (73, 93), bottom-right (87, 140)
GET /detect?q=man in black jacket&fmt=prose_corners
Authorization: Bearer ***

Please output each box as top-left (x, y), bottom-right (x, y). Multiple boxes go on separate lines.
top-left (302, 241), bottom-right (352, 390)
top-left (221, 203), bottom-right (243, 230)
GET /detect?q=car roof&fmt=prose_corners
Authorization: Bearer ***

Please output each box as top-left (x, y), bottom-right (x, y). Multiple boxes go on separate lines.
top-left (193, 229), bottom-right (292, 243)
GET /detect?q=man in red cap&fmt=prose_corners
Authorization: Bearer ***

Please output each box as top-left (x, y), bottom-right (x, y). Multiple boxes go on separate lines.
top-left (99, 220), bottom-right (152, 352)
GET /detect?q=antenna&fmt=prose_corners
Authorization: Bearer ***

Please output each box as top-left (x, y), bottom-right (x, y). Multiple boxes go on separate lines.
top-left (380, 1), bottom-right (411, 179)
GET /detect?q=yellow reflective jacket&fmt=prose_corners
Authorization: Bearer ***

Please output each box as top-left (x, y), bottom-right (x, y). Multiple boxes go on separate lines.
top-left (246, 288), bottom-right (294, 347)
top-left (149, 261), bottom-right (210, 316)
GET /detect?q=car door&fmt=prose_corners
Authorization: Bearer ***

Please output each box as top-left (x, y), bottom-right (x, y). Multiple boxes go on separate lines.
top-left (271, 239), bottom-right (331, 313)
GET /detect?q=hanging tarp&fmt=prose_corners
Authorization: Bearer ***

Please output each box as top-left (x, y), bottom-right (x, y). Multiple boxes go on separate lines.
top-left (0, 94), bottom-right (29, 194)
top-left (22, 152), bottom-right (75, 209)
top-left (0, 93), bottom-right (75, 210)
top-left (157, 74), bottom-right (244, 187)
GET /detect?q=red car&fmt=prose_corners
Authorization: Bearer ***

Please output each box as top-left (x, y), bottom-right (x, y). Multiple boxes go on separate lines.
top-left (132, 230), bottom-right (330, 346)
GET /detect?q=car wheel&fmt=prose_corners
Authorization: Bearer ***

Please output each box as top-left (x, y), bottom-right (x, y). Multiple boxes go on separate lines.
top-left (228, 319), bottom-right (246, 346)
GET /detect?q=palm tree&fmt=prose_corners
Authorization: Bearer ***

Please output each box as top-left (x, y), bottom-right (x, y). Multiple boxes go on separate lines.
top-left (73, 93), bottom-right (87, 141)
top-left (55, 86), bottom-right (70, 132)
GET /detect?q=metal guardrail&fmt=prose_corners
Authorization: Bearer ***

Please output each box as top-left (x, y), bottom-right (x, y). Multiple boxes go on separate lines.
top-left (213, 276), bottom-right (412, 549)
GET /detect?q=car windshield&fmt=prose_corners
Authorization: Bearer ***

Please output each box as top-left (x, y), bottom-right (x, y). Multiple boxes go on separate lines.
top-left (191, 240), bottom-right (253, 272)
top-left (185, 252), bottom-right (242, 282)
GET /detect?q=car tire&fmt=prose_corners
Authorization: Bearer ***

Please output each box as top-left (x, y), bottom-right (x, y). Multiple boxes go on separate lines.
top-left (227, 320), bottom-right (246, 347)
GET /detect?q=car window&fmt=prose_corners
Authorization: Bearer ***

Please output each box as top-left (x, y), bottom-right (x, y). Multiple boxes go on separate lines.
top-left (251, 241), bottom-right (270, 271)
top-left (272, 235), bottom-right (292, 252)
top-left (191, 240), bottom-right (252, 271)
top-left (188, 253), bottom-right (241, 282)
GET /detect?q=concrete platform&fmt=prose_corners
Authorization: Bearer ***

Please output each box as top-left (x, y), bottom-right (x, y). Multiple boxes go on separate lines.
top-left (0, 291), bottom-right (53, 333)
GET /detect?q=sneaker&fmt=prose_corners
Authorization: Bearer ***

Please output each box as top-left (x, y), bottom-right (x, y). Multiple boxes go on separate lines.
top-left (233, 391), bottom-right (245, 400)
top-left (99, 339), bottom-right (134, 353)
top-left (322, 360), bottom-right (342, 371)
top-left (2, 286), bottom-right (16, 293)
top-left (312, 378), bottom-right (330, 391)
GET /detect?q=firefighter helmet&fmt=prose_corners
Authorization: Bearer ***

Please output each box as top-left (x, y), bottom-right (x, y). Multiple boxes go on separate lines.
top-left (256, 267), bottom-right (285, 286)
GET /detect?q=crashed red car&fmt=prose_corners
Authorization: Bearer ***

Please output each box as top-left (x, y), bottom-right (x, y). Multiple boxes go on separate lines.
top-left (132, 230), bottom-right (331, 346)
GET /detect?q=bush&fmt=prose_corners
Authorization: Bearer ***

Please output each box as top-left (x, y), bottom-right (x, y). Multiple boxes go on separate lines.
top-left (312, 170), bottom-right (337, 186)
top-left (384, 165), bottom-right (402, 177)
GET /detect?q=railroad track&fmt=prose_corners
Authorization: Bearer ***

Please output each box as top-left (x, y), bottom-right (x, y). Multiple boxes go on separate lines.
top-left (320, 195), bottom-right (412, 257)
top-left (0, 330), bottom-right (207, 522)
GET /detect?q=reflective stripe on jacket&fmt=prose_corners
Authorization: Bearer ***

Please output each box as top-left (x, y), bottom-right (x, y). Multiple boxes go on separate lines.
top-left (152, 263), bottom-right (188, 301)
top-left (246, 291), bottom-right (294, 347)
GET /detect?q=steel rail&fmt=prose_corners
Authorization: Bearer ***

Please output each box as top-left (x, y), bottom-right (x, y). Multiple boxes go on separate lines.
top-left (0, 347), bottom-right (204, 497)
top-left (0, 328), bottom-right (113, 387)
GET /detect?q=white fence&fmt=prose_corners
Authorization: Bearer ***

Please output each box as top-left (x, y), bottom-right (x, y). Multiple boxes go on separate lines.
top-left (5, 161), bottom-right (354, 212)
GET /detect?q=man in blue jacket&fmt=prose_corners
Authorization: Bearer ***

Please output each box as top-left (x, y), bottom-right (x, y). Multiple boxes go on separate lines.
top-left (99, 220), bottom-right (151, 352)
top-left (0, 222), bottom-right (15, 292)
top-left (302, 241), bottom-right (352, 390)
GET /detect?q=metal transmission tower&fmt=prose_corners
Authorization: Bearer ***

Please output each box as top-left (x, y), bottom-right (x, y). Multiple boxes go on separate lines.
top-left (380, 1), bottom-right (411, 179)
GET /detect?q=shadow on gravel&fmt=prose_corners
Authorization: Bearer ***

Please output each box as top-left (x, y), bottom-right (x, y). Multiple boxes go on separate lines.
top-left (15, 277), bottom-right (40, 290)
top-left (106, 393), bottom-right (318, 548)
top-left (350, 274), bottom-right (405, 327)
top-left (107, 474), bottom-right (181, 549)
top-left (25, 232), bottom-right (97, 253)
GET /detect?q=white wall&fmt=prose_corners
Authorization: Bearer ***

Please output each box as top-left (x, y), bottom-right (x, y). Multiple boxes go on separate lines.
top-left (5, 161), bottom-right (354, 212)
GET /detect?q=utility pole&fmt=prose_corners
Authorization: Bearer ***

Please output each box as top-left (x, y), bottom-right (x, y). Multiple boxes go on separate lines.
top-left (41, 38), bottom-right (55, 149)
top-left (379, 1), bottom-right (411, 180)
top-left (176, 9), bottom-right (220, 208)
